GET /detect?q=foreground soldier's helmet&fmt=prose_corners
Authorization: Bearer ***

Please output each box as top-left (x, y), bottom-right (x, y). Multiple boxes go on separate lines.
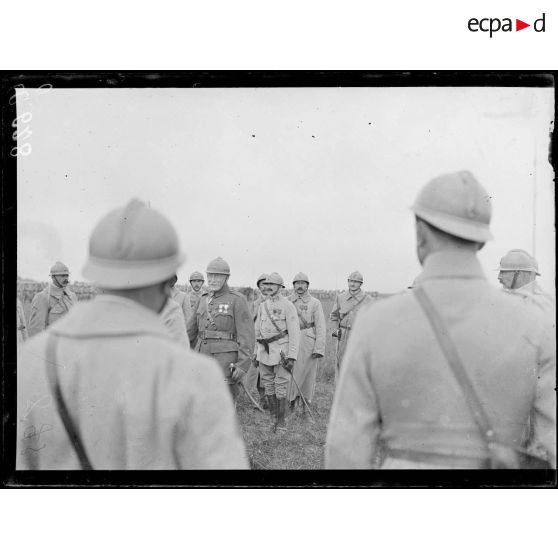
top-left (189, 271), bottom-right (205, 282)
top-left (411, 170), bottom-right (493, 243)
top-left (499, 249), bottom-right (540, 275)
top-left (348, 271), bottom-right (364, 283)
top-left (256, 273), bottom-right (267, 287)
top-left (206, 257), bottom-right (230, 275)
top-left (265, 272), bottom-right (284, 287)
top-left (293, 272), bottom-right (310, 285)
top-left (83, 198), bottom-right (185, 289)
top-left (50, 261), bottom-right (70, 276)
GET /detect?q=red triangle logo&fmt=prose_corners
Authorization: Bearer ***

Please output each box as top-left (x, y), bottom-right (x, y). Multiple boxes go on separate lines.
top-left (516, 19), bottom-right (530, 31)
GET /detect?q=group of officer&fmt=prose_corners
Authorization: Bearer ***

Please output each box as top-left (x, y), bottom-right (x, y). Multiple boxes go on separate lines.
top-left (16, 169), bottom-right (556, 470)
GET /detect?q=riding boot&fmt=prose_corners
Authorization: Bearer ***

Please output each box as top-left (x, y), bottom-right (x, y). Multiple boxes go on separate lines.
top-left (276, 398), bottom-right (287, 431)
top-left (289, 397), bottom-right (297, 414)
top-left (258, 386), bottom-right (268, 410)
top-left (267, 394), bottom-right (278, 426)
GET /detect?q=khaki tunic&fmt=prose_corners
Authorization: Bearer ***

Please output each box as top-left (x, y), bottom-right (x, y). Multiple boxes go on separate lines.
top-left (17, 295), bottom-right (248, 470)
top-left (187, 285), bottom-right (255, 376)
top-left (28, 284), bottom-right (78, 337)
top-left (287, 293), bottom-right (326, 402)
top-left (326, 251), bottom-right (556, 469)
top-left (255, 295), bottom-right (300, 365)
top-left (171, 287), bottom-right (193, 328)
top-left (329, 289), bottom-right (373, 379)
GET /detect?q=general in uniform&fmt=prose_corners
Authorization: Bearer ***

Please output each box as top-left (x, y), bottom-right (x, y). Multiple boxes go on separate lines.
top-left (187, 258), bottom-right (255, 404)
top-left (243, 273), bottom-right (269, 409)
top-left (254, 273), bottom-right (300, 431)
top-left (329, 271), bottom-right (373, 381)
top-left (326, 171), bottom-right (556, 469)
top-left (17, 199), bottom-right (248, 470)
top-left (27, 261), bottom-right (78, 337)
top-left (287, 272), bottom-right (326, 417)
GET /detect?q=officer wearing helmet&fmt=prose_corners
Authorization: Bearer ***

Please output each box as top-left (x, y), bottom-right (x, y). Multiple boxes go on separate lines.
top-left (187, 257), bottom-right (256, 405)
top-left (329, 270), bottom-right (373, 381)
top-left (326, 171), bottom-right (556, 469)
top-left (243, 274), bottom-right (269, 410)
top-left (188, 270), bottom-right (205, 310)
top-left (254, 272), bottom-right (300, 432)
top-left (17, 199), bottom-right (248, 470)
top-left (498, 249), bottom-right (555, 315)
top-left (27, 261), bottom-right (78, 338)
top-left (287, 272), bottom-right (326, 419)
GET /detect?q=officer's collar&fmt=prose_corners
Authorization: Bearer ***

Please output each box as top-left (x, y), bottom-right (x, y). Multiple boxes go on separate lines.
top-left (209, 284), bottom-right (230, 298)
top-left (415, 250), bottom-right (485, 283)
top-left (49, 282), bottom-right (68, 296)
top-left (269, 292), bottom-right (282, 302)
top-left (347, 289), bottom-right (362, 299)
top-left (292, 292), bottom-right (310, 302)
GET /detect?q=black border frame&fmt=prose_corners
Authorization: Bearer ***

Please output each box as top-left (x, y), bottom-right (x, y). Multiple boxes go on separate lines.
top-left (2, 71), bottom-right (556, 488)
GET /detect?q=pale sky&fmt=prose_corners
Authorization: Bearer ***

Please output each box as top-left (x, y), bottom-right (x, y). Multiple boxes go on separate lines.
top-left (17, 86), bottom-right (555, 293)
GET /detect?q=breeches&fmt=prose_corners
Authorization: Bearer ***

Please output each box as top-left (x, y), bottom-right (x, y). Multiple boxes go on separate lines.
top-left (259, 363), bottom-right (290, 399)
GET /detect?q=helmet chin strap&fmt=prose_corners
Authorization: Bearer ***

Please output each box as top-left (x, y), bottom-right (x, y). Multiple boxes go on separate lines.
top-left (510, 271), bottom-right (519, 290)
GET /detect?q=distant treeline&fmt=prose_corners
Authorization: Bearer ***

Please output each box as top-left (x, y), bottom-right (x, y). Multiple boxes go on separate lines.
top-left (17, 279), bottom-right (391, 303)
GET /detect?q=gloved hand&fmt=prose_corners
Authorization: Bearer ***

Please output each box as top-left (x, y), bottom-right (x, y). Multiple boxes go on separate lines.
top-left (231, 365), bottom-right (246, 383)
top-left (285, 358), bottom-right (295, 373)
top-left (311, 353), bottom-right (323, 359)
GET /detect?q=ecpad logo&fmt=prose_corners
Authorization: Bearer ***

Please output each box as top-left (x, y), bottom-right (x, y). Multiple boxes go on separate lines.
top-left (468, 13), bottom-right (546, 37)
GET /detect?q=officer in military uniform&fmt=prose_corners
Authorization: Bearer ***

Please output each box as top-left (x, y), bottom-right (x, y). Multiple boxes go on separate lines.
top-left (243, 273), bottom-right (269, 409)
top-left (326, 171), bottom-right (556, 469)
top-left (188, 270), bottom-right (205, 310)
top-left (329, 271), bottom-right (373, 381)
top-left (254, 273), bottom-right (300, 432)
top-left (28, 261), bottom-right (78, 338)
top-left (187, 258), bottom-right (255, 405)
top-left (288, 272), bottom-right (326, 418)
top-left (498, 249), bottom-right (555, 315)
top-left (17, 199), bottom-right (248, 469)
top-left (170, 274), bottom-right (192, 328)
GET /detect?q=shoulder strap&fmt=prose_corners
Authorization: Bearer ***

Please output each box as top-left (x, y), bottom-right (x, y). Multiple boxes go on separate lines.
top-left (45, 334), bottom-right (93, 470)
top-left (412, 286), bottom-right (506, 459)
top-left (263, 300), bottom-right (283, 333)
top-left (341, 293), bottom-right (366, 321)
top-left (294, 300), bottom-right (310, 329)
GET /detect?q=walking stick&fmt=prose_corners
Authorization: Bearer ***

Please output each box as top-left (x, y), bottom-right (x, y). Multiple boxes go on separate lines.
top-left (229, 364), bottom-right (265, 413)
top-left (280, 351), bottom-right (315, 421)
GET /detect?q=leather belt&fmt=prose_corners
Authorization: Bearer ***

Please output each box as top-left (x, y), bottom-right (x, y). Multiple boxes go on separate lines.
top-left (301, 322), bottom-right (315, 330)
top-left (340, 324), bottom-right (351, 330)
top-left (200, 330), bottom-right (236, 341)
